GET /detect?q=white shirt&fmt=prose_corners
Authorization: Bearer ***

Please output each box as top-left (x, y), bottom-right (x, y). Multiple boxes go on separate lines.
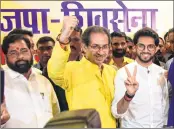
top-left (111, 61), bottom-right (169, 128)
top-left (2, 66), bottom-right (60, 128)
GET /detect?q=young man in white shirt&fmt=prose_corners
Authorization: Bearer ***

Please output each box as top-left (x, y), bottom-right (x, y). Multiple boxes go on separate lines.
top-left (111, 27), bottom-right (169, 128)
top-left (1, 34), bottom-right (60, 128)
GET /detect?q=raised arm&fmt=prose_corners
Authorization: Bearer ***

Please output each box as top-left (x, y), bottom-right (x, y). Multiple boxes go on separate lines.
top-left (47, 16), bottom-right (79, 89)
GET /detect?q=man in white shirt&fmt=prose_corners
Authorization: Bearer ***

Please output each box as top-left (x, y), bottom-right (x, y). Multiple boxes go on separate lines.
top-left (1, 100), bottom-right (10, 126)
top-left (1, 34), bottom-right (60, 128)
top-left (111, 27), bottom-right (169, 128)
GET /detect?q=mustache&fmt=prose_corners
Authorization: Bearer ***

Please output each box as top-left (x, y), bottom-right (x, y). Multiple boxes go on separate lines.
top-left (116, 49), bottom-right (124, 51)
top-left (15, 60), bottom-right (28, 65)
top-left (112, 49), bottom-right (126, 58)
top-left (70, 45), bottom-right (77, 50)
top-left (7, 58), bottom-right (33, 74)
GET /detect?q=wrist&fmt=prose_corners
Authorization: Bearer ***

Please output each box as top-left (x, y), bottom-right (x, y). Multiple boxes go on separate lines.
top-left (126, 91), bottom-right (135, 98)
top-left (124, 91), bottom-right (135, 102)
top-left (56, 33), bottom-right (71, 45)
top-left (124, 95), bottom-right (132, 102)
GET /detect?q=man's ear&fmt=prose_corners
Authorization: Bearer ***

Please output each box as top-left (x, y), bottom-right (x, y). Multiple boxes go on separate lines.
top-left (81, 43), bottom-right (87, 54)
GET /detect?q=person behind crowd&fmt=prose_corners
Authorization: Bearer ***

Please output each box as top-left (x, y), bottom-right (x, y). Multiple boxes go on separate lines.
top-left (1, 34), bottom-right (60, 128)
top-left (158, 37), bottom-right (167, 58)
top-left (103, 49), bottom-right (113, 64)
top-left (34, 36), bottom-right (68, 111)
top-left (167, 27), bottom-right (174, 127)
top-left (166, 28), bottom-right (174, 70)
top-left (111, 27), bottom-right (169, 128)
top-left (153, 37), bottom-right (166, 68)
top-left (125, 36), bottom-right (136, 60)
top-left (34, 36), bottom-right (55, 71)
top-left (67, 26), bottom-right (83, 61)
top-left (164, 31), bottom-right (173, 62)
top-left (109, 32), bottom-right (134, 70)
top-left (48, 16), bottom-right (117, 128)
top-left (168, 59), bottom-right (174, 127)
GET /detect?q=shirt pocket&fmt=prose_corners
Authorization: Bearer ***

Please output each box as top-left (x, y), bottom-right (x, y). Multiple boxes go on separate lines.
top-left (39, 93), bottom-right (52, 114)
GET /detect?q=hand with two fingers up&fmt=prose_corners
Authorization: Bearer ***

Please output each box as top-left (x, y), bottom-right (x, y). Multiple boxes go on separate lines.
top-left (124, 65), bottom-right (139, 101)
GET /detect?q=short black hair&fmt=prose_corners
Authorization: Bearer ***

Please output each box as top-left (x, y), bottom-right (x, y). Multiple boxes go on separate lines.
top-left (8, 28), bottom-right (33, 37)
top-left (133, 27), bottom-right (159, 46)
top-left (74, 26), bottom-right (83, 35)
top-left (2, 34), bottom-right (31, 55)
top-left (110, 31), bottom-right (126, 39)
top-left (82, 25), bottom-right (110, 46)
top-left (164, 32), bottom-right (168, 42)
top-left (36, 36), bottom-right (55, 48)
top-left (168, 27), bottom-right (174, 34)
top-left (126, 36), bottom-right (133, 43)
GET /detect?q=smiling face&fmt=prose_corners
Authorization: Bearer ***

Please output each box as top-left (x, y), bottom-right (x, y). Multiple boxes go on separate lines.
top-left (136, 36), bottom-right (156, 63)
top-left (6, 39), bottom-right (33, 73)
top-left (84, 32), bottom-right (110, 66)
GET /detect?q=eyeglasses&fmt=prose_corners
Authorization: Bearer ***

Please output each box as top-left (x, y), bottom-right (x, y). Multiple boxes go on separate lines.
top-left (89, 44), bottom-right (109, 51)
top-left (136, 43), bottom-right (156, 51)
top-left (38, 46), bottom-right (53, 51)
top-left (7, 48), bottom-right (29, 58)
top-left (112, 42), bottom-right (126, 47)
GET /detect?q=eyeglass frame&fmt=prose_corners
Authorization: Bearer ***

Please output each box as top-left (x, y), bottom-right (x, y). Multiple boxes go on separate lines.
top-left (88, 44), bottom-right (110, 51)
top-left (7, 48), bottom-right (30, 58)
top-left (136, 43), bottom-right (156, 51)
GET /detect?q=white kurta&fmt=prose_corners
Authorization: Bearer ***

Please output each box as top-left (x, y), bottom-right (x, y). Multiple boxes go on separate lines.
top-left (3, 66), bottom-right (60, 128)
top-left (111, 61), bottom-right (169, 128)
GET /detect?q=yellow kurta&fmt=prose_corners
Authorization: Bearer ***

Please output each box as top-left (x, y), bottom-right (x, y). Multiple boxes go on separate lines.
top-left (48, 43), bottom-right (117, 128)
top-left (109, 57), bottom-right (134, 66)
top-left (109, 57), bottom-right (134, 70)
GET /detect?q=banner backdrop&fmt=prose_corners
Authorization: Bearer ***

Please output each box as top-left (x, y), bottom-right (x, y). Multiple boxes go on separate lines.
top-left (1, 0), bottom-right (173, 42)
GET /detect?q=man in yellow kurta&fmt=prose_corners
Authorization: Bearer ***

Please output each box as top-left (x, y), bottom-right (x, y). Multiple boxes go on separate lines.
top-left (48, 16), bottom-right (116, 128)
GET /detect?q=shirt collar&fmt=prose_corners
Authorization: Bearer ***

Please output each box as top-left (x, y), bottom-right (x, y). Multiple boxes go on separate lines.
top-left (134, 60), bottom-right (153, 72)
top-left (80, 57), bottom-right (103, 71)
top-left (5, 65), bottom-right (22, 79)
top-left (109, 57), bottom-right (129, 65)
top-left (4, 65), bottom-right (35, 79)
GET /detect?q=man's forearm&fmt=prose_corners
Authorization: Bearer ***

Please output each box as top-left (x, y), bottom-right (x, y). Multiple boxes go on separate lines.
top-left (117, 97), bottom-right (130, 114)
